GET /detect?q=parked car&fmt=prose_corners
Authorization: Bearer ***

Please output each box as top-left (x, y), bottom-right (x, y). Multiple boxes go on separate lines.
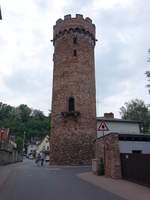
top-left (45, 155), bottom-right (50, 162)
top-left (28, 154), bottom-right (34, 159)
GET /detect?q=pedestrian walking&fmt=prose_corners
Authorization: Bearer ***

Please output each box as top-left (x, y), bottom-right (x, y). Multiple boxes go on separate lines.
top-left (40, 151), bottom-right (45, 166)
top-left (36, 153), bottom-right (41, 167)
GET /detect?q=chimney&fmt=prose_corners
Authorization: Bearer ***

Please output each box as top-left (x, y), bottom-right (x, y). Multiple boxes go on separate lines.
top-left (104, 112), bottom-right (114, 119)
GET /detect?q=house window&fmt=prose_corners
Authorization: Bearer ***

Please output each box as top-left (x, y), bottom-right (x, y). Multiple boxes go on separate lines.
top-left (68, 97), bottom-right (75, 112)
top-left (73, 49), bottom-right (77, 57)
top-left (132, 150), bottom-right (142, 154)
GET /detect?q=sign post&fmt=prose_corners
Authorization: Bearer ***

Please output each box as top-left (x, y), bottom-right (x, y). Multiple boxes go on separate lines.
top-left (97, 120), bottom-right (109, 169)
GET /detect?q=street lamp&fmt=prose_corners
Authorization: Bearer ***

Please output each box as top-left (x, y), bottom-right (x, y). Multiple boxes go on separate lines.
top-left (22, 131), bottom-right (26, 155)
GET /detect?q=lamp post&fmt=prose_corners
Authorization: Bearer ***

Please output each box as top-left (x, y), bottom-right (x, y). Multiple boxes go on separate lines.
top-left (22, 131), bottom-right (26, 156)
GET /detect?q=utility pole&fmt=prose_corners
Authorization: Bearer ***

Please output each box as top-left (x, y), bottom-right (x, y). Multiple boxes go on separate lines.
top-left (98, 119), bottom-right (109, 169)
top-left (22, 131), bottom-right (26, 156)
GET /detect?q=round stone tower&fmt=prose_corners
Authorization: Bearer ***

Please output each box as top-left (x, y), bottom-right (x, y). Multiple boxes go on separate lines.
top-left (50, 14), bottom-right (97, 165)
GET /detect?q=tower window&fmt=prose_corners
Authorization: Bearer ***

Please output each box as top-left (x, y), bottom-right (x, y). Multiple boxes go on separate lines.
top-left (68, 97), bottom-right (75, 112)
top-left (73, 37), bottom-right (77, 44)
top-left (74, 49), bottom-right (77, 57)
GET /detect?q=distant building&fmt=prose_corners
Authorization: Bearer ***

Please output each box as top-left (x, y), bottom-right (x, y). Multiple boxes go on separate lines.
top-left (0, 128), bottom-right (15, 150)
top-left (27, 143), bottom-right (38, 157)
top-left (93, 113), bottom-right (150, 186)
top-left (0, 128), bottom-right (9, 141)
top-left (0, 128), bottom-right (21, 165)
top-left (97, 113), bottom-right (141, 138)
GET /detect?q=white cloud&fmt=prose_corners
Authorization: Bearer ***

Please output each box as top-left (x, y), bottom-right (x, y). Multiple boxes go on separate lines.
top-left (93, 0), bottom-right (136, 10)
top-left (0, 0), bottom-right (150, 117)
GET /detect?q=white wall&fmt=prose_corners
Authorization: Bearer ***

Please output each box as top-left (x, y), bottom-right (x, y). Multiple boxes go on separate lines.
top-left (36, 135), bottom-right (50, 156)
top-left (27, 144), bottom-right (37, 155)
top-left (119, 141), bottom-right (150, 154)
top-left (97, 121), bottom-right (140, 138)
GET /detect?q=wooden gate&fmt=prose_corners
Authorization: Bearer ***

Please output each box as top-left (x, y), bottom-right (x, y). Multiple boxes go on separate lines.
top-left (120, 153), bottom-right (150, 186)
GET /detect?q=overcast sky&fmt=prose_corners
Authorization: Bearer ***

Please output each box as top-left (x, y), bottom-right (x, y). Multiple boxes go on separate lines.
top-left (0, 0), bottom-right (150, 117)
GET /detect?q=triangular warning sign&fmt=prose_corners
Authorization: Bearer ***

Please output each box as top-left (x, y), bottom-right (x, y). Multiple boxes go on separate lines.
top-left (97, 120), bottom-right (109, 131)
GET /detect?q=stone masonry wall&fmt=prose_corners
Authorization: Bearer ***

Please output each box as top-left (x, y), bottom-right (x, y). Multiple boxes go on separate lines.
top-left (0, 149), bottom-right (22, 165)
top-left (50, 14), bottom-right (97, 165)
top-left (95, 133), bottom-right (121, 179)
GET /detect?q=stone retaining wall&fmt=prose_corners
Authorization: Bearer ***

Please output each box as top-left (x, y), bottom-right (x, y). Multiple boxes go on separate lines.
top-left (0, 149), bottom-right (22, 165)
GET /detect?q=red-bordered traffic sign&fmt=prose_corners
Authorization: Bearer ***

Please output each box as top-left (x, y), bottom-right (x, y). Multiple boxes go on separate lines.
top-left (97, 120), bottom-right (109, 131)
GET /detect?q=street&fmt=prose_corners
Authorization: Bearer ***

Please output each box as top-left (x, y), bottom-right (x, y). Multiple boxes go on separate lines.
top-left (0, 159), bottom-right (124, 200)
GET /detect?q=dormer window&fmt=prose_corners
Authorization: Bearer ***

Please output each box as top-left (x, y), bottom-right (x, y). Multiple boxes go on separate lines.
top-left (68, 97), bottom-right (75, 112)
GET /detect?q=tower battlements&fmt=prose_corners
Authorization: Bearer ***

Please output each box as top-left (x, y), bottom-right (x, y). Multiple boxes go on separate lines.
top-left (53, 14), bottom-right (96, 45)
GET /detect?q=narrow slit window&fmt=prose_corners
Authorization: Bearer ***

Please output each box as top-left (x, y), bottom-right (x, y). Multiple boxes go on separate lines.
top-left (73, 37), bottom-right (77, 44)
top-left (74, 49), bottom-right (77, 57)
top-left (68, 97), bottom-right (75, 112)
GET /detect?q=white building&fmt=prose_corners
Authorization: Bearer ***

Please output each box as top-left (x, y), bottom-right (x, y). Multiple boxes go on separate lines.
top-left (119, 134), bottom-right (150, 154)
top-left (27, 144), bottom-right (38, 157)
top-left (97, 113), bottom-right (141, 138)
top-left (36, 135), bottom-right (50, 162)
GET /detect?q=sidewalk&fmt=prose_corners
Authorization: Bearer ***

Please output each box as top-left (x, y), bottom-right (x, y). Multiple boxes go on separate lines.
top-left (0, 165), bottom-right (12, 188)
top-left (78, 172), bottom-right (150, 200)
top-left (0, 163), bottom-right (19, 188)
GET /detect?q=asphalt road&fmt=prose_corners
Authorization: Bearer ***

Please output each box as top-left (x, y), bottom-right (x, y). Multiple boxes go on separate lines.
top-left (0, 159), bottom-right (125, 200)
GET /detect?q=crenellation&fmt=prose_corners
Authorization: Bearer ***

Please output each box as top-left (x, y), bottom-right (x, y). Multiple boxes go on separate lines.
top-left (56, 18), bottom-right (63, 24)
top-left (64, 14), bottom-right (71, 20)
top-left (55, 15), bottom-right (94, 26)
top-left (53, 14), bottom-right (95, 42)
top-left (76, 14), bottom-right (84, 20)
top-left (85, 17), bottom-right (92, 23)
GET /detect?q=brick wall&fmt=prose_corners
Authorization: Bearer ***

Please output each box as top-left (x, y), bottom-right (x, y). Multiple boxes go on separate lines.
top-left (95, 133), bottom-right (121, 179)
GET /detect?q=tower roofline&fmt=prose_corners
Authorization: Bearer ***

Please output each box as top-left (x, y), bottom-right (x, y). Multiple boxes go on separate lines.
top-left (55, 14), bottom-right (93, 25)
top-left (53, 14), bottom-right (96, 46)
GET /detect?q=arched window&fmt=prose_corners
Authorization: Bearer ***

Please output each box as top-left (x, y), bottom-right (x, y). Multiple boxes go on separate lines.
top-left (73, 49), bottom-right (77, 57)
top-left (68, 97), bottom-right (75, 112)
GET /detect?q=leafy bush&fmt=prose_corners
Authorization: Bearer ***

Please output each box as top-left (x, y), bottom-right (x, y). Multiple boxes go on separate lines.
top-left (97, 158), bottom-right (105, 176)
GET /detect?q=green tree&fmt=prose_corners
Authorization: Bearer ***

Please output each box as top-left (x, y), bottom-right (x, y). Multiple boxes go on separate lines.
top-left (145, 49), bottom-right (150, 94)
top-left (120, 99), bottom-right (149, 133)
top-left (0, 102), bottom-right (51, 150)
top-left (145, 71), bottom-right (150, 94)
top-left (16, 104), bottom-right (32, 123)
top-left (15, 136), bottom-right (23, 153)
